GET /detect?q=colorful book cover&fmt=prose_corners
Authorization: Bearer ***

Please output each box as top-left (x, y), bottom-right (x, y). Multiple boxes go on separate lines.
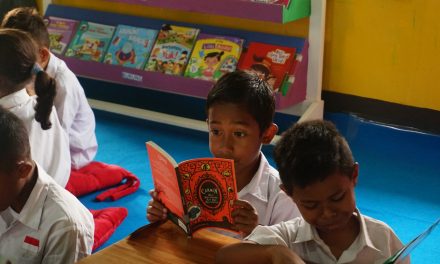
top-left (184, 33), bottom-right (244, 82)
top-left (103, 24), bottom-right (158, 69)
top-left (238, 42), bottom-right (296, 92)
top-left (45, 16), bottom-right (78, 55)
top-left (146, 141), bottom-right (238, 236)
top-left (65, 21), bottom-right (115, 62)
top-left (145, 24), bottom-right (199, 76)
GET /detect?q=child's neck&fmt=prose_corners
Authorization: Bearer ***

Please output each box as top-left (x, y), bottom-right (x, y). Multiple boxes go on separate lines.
top-left (11, 163), bottom-right (38, 213)
top-left (317, 214), bottom-right (360, 260)
top-left (235, 156), bottom-right (261, 192)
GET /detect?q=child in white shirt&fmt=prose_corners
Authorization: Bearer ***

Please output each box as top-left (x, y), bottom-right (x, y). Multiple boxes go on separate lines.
top-left (0, 28), bottom-right (71, 187)
top-left (0, 106), bottom-right (94, 263)
top-left (2, 7), bottom-right (98, 169)
top-left (216, 120), bottom-right (407, 264)
top-left (147, 70), bottom-right (300, 236)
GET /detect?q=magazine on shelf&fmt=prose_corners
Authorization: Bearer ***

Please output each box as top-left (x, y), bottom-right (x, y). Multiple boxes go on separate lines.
top-left (238, 41), bottom-right (296, 93)
top-left (65, 21), bottom-right (115, 62)
top-left (184, 33), bottom-right (243, 82)
top-left (45, 16), bottom-right (79, 55)
top-left (103, 24), bottom-right (158, 69)
top-left (146, 141), bottom-right (238, 236)
top-left (145, 24), bottom-right (199, 75)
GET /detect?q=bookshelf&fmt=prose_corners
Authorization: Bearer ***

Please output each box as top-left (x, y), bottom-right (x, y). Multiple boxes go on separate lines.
top-left (44, 0), bottom-right (325, 134)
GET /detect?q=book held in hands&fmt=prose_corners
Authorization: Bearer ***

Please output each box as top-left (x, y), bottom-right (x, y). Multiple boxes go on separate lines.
top-left (146, 141), bottom-right (238, 236)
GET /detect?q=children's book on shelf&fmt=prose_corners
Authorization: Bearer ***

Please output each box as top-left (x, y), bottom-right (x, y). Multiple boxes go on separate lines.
top-left (249, 0), bottom-right (290, 5)
top-left (184, 33), bottom-right (244, 82)
top-left (146, 141), bottom-right (238, 236)
top-left (103, 24), bottom-right (158, 69)
top-left (65, 21), bottom-right (115, 62)
top-left (45, 16), bottom-right (78, 55)
top-left (238, 41), bottom-right (296, 93)
top-left (145, 24), bottom-right (199, 76)
top-left (383, 218), bottom-right (440, 264)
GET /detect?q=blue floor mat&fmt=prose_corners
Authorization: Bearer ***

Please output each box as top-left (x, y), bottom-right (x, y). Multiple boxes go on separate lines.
top-left (82, 110), bottom-right (440, 262)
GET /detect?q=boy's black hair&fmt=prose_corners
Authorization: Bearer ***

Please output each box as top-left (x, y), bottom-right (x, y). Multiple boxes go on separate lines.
top-left (206, 70), bottom-right (275, 133)
top-left (273, 120), bottom-right (355, 194)
top-left (1, 7), bottom-right (50, 48)
top-left (0, 106), bottom-right (31, 173)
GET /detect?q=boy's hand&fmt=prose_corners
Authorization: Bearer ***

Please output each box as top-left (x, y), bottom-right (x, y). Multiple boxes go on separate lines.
top-left (231, 199), bottom-right (258, 237)
top-left (146, 190), bottom-right (167, 223)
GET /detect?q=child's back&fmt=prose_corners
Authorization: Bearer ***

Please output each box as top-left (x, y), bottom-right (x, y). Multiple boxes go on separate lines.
top-left (0, 106), bottom-right (94, 263)
top-left (0, 28), bottom-right (71, 187)
top-left (1, 7), bottom-right (97, 169)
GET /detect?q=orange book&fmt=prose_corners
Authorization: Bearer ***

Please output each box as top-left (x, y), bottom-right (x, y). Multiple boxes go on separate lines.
top-left (146, 141), bottom-right (238, 236)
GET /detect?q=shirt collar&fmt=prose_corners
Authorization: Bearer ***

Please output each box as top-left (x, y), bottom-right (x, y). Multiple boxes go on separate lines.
top-left (293, 208), bottom-right (385, 260)
top-left (45, 52), bottom-right (57, 76)
top-left (238, 152), bottom-right (271, 202)
top-left (0, 88), bottom-right (30, 109)
top-left (16, 163), bottom-right (49, 230)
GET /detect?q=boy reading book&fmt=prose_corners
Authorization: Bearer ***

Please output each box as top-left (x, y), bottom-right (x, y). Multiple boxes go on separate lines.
top-left (147, 70), bottom-right (300, 237)
top-left (146, 141), bottom-right (238, 236)
top-left (216, 120), bottom-right (407, 264)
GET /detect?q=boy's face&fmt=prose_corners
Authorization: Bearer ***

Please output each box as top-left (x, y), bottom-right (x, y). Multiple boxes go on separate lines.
top-left (290, 168), bottom-right (358, 234)
top-left (207, 103), bottom-right (267, 180)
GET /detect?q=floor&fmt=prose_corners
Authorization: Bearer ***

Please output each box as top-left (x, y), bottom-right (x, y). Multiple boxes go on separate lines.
top-left (80, 109), bottom-right (440, 263)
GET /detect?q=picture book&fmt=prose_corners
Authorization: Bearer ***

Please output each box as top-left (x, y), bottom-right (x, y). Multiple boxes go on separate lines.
top-left (238, 41), bottom-right (296, 92)
top-left (103, 24), bottom-right (158, 69)
top-left (146, 141), bottom-right (238, 236)
top-left (145, 24), bottom-right (199, 76)
top-left (184, 33), bottom-right (243, 82)
top-left (383, 218), bottom-right (440, 264)
top-left (249, 0), bottom-right (290, 5)
top-left (65, 21), bottom-right (115, 62)
top-left (45, 16), bottom-right (78, 55)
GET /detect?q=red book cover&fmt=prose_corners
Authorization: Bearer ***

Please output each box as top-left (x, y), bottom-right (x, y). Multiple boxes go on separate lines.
top-left (238, 42), bottom-right (296, 92)
top-left (146, 141), bottom-right (238, 236)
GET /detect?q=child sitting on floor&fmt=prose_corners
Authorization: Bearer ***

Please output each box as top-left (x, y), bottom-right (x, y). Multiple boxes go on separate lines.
top-left (2, 7), bottom-right (98, 170)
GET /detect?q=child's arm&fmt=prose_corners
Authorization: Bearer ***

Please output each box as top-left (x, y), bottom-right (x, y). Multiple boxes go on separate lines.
top-left (146, 190), bottom-right (167, 222)
top-left (232, 199), bottom-right (259, 237)
top-left (215, 242), bottom-right (305, 264)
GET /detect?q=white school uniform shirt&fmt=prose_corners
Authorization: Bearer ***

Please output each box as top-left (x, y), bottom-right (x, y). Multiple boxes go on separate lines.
top-left (46, 53), bottom-right (98, 169)
top-left (239, 153), bottom-right (301, 225)
top-left (0, 88), bottom-right (71, 187)
top-left (0, 163), bottom-right (94, 264)
top-left (245, 209), bottom-right (407, 264)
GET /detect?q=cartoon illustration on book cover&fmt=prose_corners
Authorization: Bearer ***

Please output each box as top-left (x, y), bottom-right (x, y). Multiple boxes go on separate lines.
top-left (45, 16), bottom-right (78, 55)
top-left (239, 42), bottom-right (296, 92)
top-left (65, 21), bottom-right (115, 62)
top-left (184, 33), bottom-right (243, 82)
top-left (145, 24), bottom-right (199, 75)
top-left (103, 25), bottom-right (158, 69)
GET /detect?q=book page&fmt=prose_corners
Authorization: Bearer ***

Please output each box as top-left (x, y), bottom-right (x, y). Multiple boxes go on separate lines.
top-left (146, 142), bottom-right (185, 220)
top-left (177, 158), bottom-right (237, 234)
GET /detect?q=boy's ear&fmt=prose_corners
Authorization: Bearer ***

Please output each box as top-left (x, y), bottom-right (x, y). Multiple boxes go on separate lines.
top-left (38, 47), bottom-right (51, 68)
top-left (16, 160), bottom-right (33, 180)
top-left (352, 162), bottom-right (359, 186)
top-left (262, 123), bottom-right (278, 144)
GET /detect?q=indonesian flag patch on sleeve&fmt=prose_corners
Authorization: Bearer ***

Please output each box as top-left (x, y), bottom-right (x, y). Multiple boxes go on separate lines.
top-left (23, 235), bottom-right (40, 253)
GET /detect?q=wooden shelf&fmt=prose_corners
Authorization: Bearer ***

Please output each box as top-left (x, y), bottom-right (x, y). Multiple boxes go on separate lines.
top-left (103, 0), bottom-right (310, 23)
top-left (46, 4), bottom-right (308, 110)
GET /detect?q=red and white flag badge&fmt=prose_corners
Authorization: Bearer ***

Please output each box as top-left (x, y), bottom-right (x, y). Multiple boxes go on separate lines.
top-left (23, 235), bottom-right (40, 253)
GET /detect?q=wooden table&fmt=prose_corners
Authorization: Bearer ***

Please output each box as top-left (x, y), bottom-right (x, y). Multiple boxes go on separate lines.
top-left (76, 220), bottom-right (240, 263)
